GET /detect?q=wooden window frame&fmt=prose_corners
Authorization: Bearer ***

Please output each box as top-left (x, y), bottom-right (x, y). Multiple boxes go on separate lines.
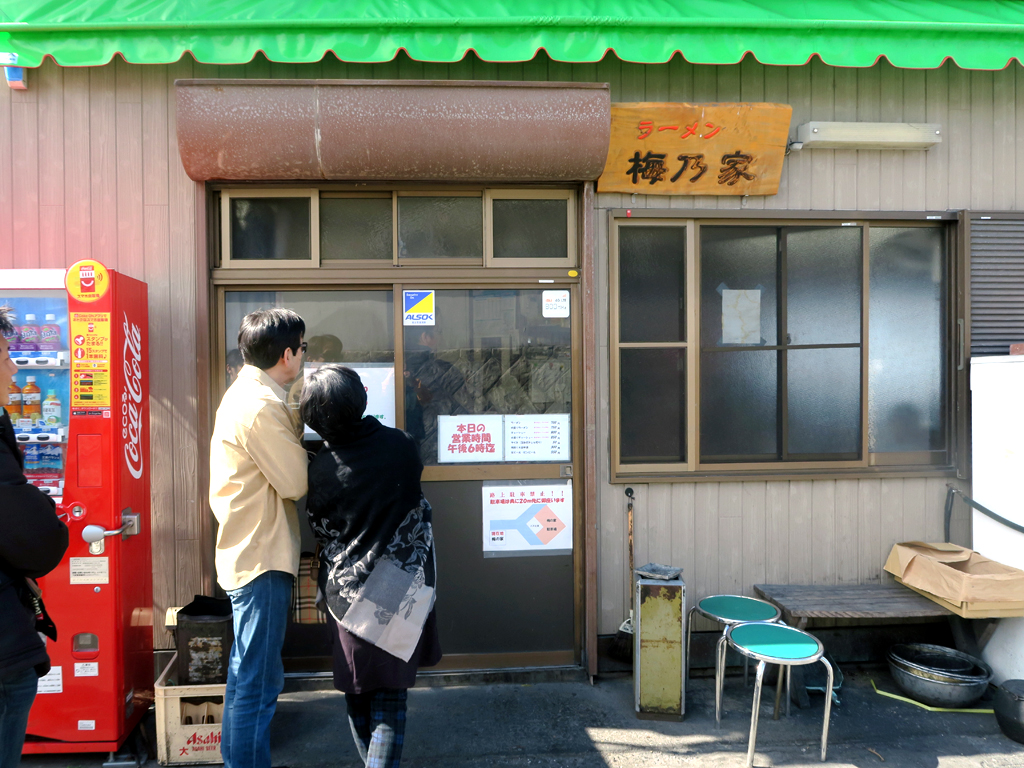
top-left (219, 188), bottom-right (320, 269)
top-left (610, 218), bottom-right (698, 475)
top-left (484, 189), bottom-right (577, 268)
top-left (610, 213), bottom-right (958, 481)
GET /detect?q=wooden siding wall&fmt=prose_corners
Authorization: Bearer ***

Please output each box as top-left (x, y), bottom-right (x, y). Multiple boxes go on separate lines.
top-left (1, 52), bottom-right (1012, 644)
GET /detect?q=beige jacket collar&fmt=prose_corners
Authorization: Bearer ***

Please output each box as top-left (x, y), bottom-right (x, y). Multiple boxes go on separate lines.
top-left (237, 364), bottom-right (289, 403)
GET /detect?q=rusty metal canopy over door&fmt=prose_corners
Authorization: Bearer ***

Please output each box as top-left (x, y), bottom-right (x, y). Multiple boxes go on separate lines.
top-left (175, 80), bottom-right (611, 183)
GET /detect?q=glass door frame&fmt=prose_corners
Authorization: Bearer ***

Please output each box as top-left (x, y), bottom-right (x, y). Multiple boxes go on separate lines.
top-left (210, 274), bottom-right (587, 669)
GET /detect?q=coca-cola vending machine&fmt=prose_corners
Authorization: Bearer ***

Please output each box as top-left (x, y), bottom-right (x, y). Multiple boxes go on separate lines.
top-left (0, 260), bottom-right (153, 755)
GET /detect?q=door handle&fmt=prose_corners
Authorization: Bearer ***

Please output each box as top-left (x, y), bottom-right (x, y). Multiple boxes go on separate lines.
top-left (81, 509), bottom-right (140, 543)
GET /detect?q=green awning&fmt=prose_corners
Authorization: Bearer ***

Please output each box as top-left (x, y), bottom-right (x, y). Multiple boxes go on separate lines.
top-left (3, 0), bottom-right (1024, 70)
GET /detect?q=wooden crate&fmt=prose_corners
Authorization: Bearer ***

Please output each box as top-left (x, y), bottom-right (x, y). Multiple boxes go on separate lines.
top-left (155, 653), bottom-right (225, 766)
top-left (894, 577), bottom-right (1024, 619)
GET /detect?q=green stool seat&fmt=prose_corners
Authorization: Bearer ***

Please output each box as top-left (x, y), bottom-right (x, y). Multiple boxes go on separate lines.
top-left (686, 594), bottom-right (782, 726)
top-left (730, 623), bottom-right (820, 660)
top-left (699, 595), bottom-right (780, 624)
top-left (726, 621), bottom-right (834, 767)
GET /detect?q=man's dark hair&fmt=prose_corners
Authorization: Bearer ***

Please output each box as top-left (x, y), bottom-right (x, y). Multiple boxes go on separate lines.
top-left (0, 306), bottom-right (14, 337)
top-left (300, 365), bottom-right (367, 442)
top-left (237, 308), bottom-right (305, 370)
top-left (226, 348), bottom-right (244, 369)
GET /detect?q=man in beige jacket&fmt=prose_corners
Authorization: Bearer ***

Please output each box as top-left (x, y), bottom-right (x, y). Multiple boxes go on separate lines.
top-left (209, 308), bottom-right (308, 768)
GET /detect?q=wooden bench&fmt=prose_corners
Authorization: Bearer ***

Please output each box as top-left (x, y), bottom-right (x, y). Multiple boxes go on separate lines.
top-left (753, 583), bottom-right (953, 707)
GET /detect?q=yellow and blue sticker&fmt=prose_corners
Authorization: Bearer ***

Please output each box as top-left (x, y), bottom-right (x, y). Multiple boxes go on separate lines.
top-left (403, 290), bottom-right (435, 326)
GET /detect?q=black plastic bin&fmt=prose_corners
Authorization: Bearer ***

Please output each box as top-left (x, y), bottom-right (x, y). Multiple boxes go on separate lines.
top-left (175, 595), bottom-right (234, 685)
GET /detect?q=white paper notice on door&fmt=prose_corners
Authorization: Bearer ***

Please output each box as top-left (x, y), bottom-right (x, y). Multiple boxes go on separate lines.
top-left (69, 556), bottom-right (109, 585)
top-left (722, 289), bottom-right (761, 344)
top-left (482, 481), bottom-right (573, 557)
top-left (504, 414), bottom-right (570, 461)
top-left (437, 415), bottom-right (504, 462)
top-left (37, 666), bottom-right (63, 694)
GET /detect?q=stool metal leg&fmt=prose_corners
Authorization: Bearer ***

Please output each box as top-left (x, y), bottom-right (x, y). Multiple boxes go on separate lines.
top-left (786, 665), bottom-right (792, 718)
top-left (715, 632), bottom-right (728, 726)
top-left (773, 664), bottom-right (785, 720)
top-left (744, 655), bottom-right (750, 686)
top-left (746, 661), bottom-right (766, 768)
top-left (819, 657), bottom-right (835, 762)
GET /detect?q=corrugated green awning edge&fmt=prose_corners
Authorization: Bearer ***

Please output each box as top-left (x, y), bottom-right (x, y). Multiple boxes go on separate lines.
top-left (3, 17), bottom-right (1024, 70)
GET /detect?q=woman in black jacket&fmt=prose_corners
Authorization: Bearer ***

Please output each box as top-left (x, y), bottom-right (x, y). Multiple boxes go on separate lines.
top-left (0, 307), bottom-right (68, 768)
top-left (300, 365), bottom-right (440, 768)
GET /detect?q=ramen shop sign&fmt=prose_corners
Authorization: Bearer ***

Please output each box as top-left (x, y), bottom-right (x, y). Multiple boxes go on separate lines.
top-left (597, 102), bottom-right (793, 196)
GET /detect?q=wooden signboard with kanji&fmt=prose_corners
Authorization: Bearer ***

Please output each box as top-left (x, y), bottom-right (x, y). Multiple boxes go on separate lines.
top-left (597, 102), bottom-right (793, 196)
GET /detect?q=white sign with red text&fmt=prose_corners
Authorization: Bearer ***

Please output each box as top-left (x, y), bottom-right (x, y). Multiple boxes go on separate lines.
top-left (437, 415), bottom-right (504, 462)
top-left (482, 481), bottom-right (573, 556)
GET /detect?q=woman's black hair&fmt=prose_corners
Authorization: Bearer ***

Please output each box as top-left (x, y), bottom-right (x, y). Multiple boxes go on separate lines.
top-left (237, 308), bottom-right (305, 369)
top-left (300, 365), bottom-right (367, 442)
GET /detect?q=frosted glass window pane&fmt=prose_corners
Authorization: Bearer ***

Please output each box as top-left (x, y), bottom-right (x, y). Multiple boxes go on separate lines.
top-left (869, 227), bottom-right (947, 453)
top-left (492, 199), bottom-right (568, 260)
top-left (619, 226), bottom-right (687, 343)
top-left (398, 197), bottom-right (482, 259)
top-left (620, 349), bottom-right (686, 463)
top-left (700, 350), bottom-right (778, 460)
top-left (700, 227), bottom-right (778, 347)
top-left (786, 227), bottom-right (862, 345)
top-left (230, 198), bottom-right (311, 261)
top-left (788, 348), bottom-right (861, 457)
top-left (320, 198), bottom-right (392, 260)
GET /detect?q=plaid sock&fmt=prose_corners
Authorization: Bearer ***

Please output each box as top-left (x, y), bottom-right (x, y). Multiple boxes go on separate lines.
top-left (364, 688), bottom-right (408, 768)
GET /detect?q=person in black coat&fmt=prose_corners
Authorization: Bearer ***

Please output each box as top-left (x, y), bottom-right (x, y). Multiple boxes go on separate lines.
top-left (300, 365), bottom-right (440, 768)
top-left (0, 306), bottom-right (69, 768)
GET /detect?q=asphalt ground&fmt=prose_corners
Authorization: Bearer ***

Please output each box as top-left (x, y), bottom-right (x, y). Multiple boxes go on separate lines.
top-left (20, 670), bottom-right (1024, 768)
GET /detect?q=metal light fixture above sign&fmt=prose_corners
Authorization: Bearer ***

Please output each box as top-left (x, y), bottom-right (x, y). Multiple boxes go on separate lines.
top-left (791, 122), bottom-right (942, 150)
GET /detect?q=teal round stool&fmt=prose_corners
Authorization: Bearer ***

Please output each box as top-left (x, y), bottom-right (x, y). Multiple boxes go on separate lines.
top-left (686, 595), bottom-right (781, 725)
top-left (726, 622), bottom-right (834, 767)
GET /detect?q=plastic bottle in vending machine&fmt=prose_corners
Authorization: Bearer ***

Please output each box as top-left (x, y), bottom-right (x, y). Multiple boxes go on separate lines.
top-left (22, 444), bottom-right (41, 477)
top-left (5, 381), bottom-right (21, 419)
top-left (42, 390), bottom-right (61, 429)
top-left (21, 376), bottom-right (41, 428)
top-left (19, 314), bottom-right (40, 344)
top-left (40, 314), bottom-right (61, 352)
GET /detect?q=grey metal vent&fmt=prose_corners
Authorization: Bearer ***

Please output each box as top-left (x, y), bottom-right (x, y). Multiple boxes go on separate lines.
top-left (971, 218), bottom-right (1024, 356)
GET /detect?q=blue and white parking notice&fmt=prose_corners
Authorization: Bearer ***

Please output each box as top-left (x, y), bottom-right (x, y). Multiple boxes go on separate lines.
top-left (403, 290), bottom-right (435, 326)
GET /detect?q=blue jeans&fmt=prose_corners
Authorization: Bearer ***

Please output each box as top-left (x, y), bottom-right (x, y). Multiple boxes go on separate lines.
top-left (0, 667), bottom-right (38, 768)
top-left (222, 571), bottom-right (292, 768)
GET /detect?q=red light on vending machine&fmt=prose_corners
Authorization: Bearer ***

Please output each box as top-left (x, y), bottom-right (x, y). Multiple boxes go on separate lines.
top-left (0, 262), bottom-right (153, 754)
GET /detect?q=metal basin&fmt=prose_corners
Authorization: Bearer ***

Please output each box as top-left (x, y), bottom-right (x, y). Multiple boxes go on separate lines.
top-left (887, 644), bottom-right (991, 708)
top-left (888, 644), bottom-right (991, 682)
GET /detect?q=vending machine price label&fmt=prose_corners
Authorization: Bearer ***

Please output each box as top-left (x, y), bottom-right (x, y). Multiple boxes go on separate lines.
top-left (70, 312), bottom-right (111, 413)
top-left (69, 556), bottom-right (110, 585)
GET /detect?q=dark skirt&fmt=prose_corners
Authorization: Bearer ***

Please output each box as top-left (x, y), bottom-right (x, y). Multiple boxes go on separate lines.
top-left (331, 608), bottom-right (442, 693)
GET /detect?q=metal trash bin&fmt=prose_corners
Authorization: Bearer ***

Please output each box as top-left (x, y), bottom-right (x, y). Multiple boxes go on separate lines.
top-left (175, 595), bottom-right (234, 685)
top-left (634, 563), bottom-right (686, 720)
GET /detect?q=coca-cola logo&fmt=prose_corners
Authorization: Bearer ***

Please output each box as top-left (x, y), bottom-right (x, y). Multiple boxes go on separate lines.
top-left (121, 314), bottom-right (144, 480)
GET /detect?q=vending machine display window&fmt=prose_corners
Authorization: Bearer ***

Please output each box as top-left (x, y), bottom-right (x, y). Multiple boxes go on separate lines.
top-left (0, 289), bottom-right (70, 498)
